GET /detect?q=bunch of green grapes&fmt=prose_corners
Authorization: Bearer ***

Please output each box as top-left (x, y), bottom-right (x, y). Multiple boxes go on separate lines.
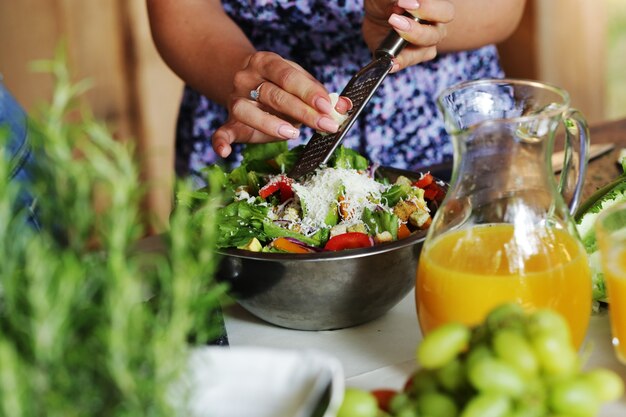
top-left (338, 304), bottom-right (624, 417)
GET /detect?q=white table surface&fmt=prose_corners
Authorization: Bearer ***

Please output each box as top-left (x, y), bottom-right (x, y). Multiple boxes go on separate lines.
top-left (224, 289), bottom-right (626, 417)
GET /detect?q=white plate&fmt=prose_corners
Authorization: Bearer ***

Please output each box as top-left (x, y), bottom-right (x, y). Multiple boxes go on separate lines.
top-left (172, 346), bottom-right (345, 417)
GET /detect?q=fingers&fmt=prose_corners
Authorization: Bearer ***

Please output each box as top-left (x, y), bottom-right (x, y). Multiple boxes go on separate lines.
top-left (212, 123), bottom-right (269, 159)
top-left (248, 52), bottom-right (336, 120)
top-left (388, 15), bottom-right (446, 47)
top-left (388, 0), bottom-right (452, 46)
top-left (391, 46), bottom-right (438, 72)
top-left (214, 50), bottom-right (356, 159)
top-left (213, 97), bottom-right (304, 158)
top-left (398, 0), bottom-right (454, 23)
top-left (386, 0), bottom-right (453, 71)
top-left (335, 97), bottom-right (353, 115)
top-left (254, 81), bottom-right (341, 133)
top-left (231, 98), bottom-right (300, 139)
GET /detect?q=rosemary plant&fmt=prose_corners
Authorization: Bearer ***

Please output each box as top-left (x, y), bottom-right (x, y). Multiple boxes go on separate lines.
top-left (0, 48), bottom-right (227, 416)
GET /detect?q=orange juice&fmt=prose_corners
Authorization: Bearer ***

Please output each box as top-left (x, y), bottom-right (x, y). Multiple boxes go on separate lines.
top-left (416, 224), bottom-right (591, 347)
top-left (600, 246), bottom-right (626, 362)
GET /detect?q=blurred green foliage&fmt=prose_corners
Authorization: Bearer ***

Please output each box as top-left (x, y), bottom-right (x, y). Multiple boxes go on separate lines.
top-left (0, 46), bottom-right (227, 416)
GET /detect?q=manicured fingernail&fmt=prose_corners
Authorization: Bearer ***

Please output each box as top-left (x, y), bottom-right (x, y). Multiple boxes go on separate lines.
top-left (391, 62), bottom-right (400, 73)
top-left (318, 116), bottom-right (339, 133)
top-left (398, 0), bottom-right (419, 9)
top-left (278, 125), bottom-right (300, 139)
top-left (389, 14), bottom-right (412, 32)
top-left (338, 97), bottom-right (353, 113)
top-left (216, 144), bottom-right (226, 157)
top-left (315, 97), bottom-right (333, 114)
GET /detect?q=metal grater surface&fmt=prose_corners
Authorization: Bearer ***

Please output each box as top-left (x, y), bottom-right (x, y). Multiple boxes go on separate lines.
top-left (287, 54), bottom-right (394, 179)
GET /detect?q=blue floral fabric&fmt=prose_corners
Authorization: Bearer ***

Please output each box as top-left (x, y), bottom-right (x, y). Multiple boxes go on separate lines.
top-left (175, 0), bottom-right (504, 182)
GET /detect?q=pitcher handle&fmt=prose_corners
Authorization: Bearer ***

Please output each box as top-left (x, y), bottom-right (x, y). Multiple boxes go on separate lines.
top-left (558, 108), bottom-right (590, 215)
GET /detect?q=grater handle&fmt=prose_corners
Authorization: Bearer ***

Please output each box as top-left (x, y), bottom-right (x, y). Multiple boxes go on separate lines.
top-left (374, 12), bottom-right (433, 58)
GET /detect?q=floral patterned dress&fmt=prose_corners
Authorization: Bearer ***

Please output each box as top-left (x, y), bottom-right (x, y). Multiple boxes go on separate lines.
top-left (175, 0), bottom-right (504, 183)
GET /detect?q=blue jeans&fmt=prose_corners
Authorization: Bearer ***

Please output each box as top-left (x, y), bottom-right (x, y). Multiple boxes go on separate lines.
top-left (0, 79), bottom-right (39, 228)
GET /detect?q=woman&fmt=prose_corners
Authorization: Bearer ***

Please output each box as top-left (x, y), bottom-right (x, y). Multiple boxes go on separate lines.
top-left (147, 0), bottom-right (526, 184)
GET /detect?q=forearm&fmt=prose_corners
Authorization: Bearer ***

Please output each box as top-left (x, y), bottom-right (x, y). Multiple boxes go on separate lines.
top-left (438, 0), bottom-right (526, 52)
top-left (146, 0), bottom-right (255, 106)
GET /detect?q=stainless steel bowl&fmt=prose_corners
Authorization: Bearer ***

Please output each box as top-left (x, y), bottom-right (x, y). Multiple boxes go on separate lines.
top-left (216, 167), bottom-right (449, 331)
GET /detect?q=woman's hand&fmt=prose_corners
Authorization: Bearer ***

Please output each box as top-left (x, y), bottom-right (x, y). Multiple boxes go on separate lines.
top-left (212, 51), bottom-right (351, 158)
top-left (363, 0), bottom-right (454, 72)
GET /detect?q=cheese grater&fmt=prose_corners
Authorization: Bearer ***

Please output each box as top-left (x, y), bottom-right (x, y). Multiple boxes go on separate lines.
top-left (288, 13), bottom-right (428, 179)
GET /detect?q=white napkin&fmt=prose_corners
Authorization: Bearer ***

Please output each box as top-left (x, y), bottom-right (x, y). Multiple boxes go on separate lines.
top-left (172, 346), bottom-right (345, 417)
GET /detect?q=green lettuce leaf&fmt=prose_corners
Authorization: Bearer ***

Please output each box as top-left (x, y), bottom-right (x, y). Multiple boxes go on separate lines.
top-left (362, 207), bottom-right (398, 240)
top-left (329, 146), bottom-right (368, 170)
top-left (242, 142), bottom-right (287, 163)
top-left (216, 201), bottom-right (269, 248)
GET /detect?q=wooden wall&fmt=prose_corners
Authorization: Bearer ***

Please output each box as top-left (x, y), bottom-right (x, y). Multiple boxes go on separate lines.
top-left (0, 0), bottom-right (182, 233)
top-left (498, 0), bottom-right (607, 123)
top-left (0, 0), bottom-right (608, 234)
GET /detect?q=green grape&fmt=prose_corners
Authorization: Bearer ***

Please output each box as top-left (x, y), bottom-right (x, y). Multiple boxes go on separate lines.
top-left (465, 344), bottom-right (494, 373)
top-left (460, 393), bottom-right (511, 417)
top-left (468, 357), bottom-right (525, 397)
top-left (337, 388), bottom-right (379, 417)
top-left (506, 401), bottom-right (547, 417)
top-left (417, 322), bottom-right (471, 369)
top-left (486, 303), bottom-right (526, 333)
top-left (582, 368), bottom-right (625, 402)
top-left (510, 379), bottom-right (548, 417)
top-left (407, 369), bottom-right (439, 394)
top-left (470, 322), bottom-right (491, 347)
top-left (548, 378), bottom-right (600, 417)
top-left (526, 309), bottom-right (571, 344)
top-left (435, 358), bottom-right (466, 392)
top-left (417, 392), bottom-right (458, 417)
top-left (395, 407), bottom-right (419, 417)
top-left (389, 393), bottom-right (413, 414)
top-left (530, 333), bottom-right (578, 376)
top-left (492, 329), bottom-right (539, 378)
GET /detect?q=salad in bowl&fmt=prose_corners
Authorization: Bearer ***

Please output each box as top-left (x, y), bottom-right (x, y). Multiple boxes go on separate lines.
top-left (208, 142), bottom-right (445, 254)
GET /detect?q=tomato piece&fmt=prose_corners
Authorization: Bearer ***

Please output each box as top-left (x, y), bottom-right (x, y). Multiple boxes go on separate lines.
top-left (397, 223), bottom-right (411, 240)
top-left (324, 232), bottom-right (374, 251)
top-left (414, 172), bottom-right (433, 188)
top-left (258, 176), bottom-right (294, 202)
top-left (424, 187), bottom-right (439, 200)
top-left (435, 185), bottom-right (446, 201)
top-left (423, 182), bottom-right (445, 202)
top-left (370, 389), bottom-right (398, 413)
top-left (272, 237), bottom-right (313, 254)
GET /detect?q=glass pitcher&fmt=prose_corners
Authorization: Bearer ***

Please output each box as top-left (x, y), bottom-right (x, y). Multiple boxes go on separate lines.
top-left (416, 79), bottom-right (592, 347)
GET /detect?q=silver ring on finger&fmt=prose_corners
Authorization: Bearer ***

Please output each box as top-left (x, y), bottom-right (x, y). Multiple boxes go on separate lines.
top-left (249, 82), bottom-right (265, 102)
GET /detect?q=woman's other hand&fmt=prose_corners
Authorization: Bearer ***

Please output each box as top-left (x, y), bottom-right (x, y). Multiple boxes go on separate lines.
top-left (212, 52), bottom-right (352, 158)
top-left (363, 0), bottom-right (454, 72)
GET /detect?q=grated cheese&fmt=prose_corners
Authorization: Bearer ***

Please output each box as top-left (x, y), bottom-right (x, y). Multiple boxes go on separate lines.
top-left (292, 167), bottom-right (386, 229)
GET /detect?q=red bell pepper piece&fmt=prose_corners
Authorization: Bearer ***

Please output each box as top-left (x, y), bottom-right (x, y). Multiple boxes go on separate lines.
top-left (259, 175), bottom-right (294, 202)
top-left (414, 172), bottom-right (434, 188)
top-left (323, 232), bottom-right (374, 251)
